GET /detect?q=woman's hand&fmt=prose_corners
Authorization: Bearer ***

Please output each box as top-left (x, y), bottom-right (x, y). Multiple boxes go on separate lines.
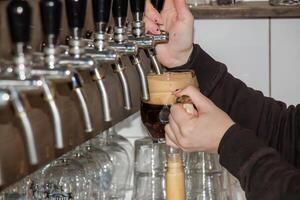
top-left (165, 86), bottom-right (235, 153)
top-left (144, 0), bottom-right (194, 68)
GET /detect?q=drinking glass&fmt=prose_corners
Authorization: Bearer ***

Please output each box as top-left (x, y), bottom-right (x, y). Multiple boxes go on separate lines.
top-left (92, 131), bottom-right (129, 200)
top-left (98, 127), bottom-right (134, 190)
top-left (185, 152), bottom-right (225, 200)
top-left (38, 157), bottom-right (89, 199)
top-left (71, 147), bottom-right (102, 200)
top-left (82, 142), bottom-right (114, 200)
top-left (0, 176), bottom-right (33, 200)
top-left (132, 137), bottom-right (167, 200)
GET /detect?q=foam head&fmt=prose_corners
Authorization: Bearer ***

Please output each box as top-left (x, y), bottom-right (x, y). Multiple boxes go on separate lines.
top-left (146, 71), bottom-right (198, 105)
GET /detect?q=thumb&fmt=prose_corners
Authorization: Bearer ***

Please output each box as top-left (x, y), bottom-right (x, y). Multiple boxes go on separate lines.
top-left (175, 86), bottom-right (212, 113)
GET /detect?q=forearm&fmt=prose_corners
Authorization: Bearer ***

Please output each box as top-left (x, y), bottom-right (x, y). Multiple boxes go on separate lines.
top-left (219, 124), bottom-right (300, 199)
top-left (172, 44), bottom-right (300, 167)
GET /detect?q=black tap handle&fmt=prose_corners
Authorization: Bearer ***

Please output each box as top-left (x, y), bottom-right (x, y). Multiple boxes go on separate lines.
top-left (7, 0), bottom-right (32, 44)
top-left (92, 0), bottom-right (112, 23)
top-left (65, 0), bottom-right (87, 29)
top-left (151, 0), bottom-right (164, 13)
top-left (130, 0), bottom-right (145, 14)
top-left (39, 0), bottom-right (62, 38)
top-left (112, 0), bottom-right (128, 18)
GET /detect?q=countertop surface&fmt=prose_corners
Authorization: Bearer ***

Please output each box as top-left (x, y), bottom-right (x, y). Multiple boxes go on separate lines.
top-left (190, 1), bottom-right (300, 19)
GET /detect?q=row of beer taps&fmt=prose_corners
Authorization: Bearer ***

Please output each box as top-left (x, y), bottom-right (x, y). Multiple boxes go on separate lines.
top-left (0, 0), bottom-right (167, 166)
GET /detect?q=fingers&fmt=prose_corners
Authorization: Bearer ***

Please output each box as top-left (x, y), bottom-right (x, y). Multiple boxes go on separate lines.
top-left (165, 124), bottom-right (179, 148)
top-left (174, 0), bottom-right (192, 19)
top-left (175, 86), bottom-right (212, 112)
top-left (144, 16), bottom-right (161, 34)
top-left (170, 103), bottom-right (195, 127)
top-left (145, 0), bottom-right (163, 24)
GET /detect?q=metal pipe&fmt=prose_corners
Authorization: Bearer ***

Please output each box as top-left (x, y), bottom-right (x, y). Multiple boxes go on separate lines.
top-left (146, 49), bottom-right (164, 75)
top-left (93, 68), bottom-right (112, 122)
top-left (41, 78), bottom-right (64, 149)
top-left (113, 62), bottom-right (132, 110)
top-left (74, 87), bottom-right (93, 133)
top-left (9, 88), bottom-right (38, 165)
top-left (131, 55), bottom-right (149, 101)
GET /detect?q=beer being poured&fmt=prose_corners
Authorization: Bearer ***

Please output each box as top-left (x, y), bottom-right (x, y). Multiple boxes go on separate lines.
top-left (141, 71), bottom-right (198, 200)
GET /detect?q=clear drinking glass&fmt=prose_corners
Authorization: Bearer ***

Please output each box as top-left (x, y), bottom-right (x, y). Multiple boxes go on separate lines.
top-left (91, 131), bottom-right (129, 200)
top-left (71, 147), bottom-right (102, 200)
top-left (82, 142), bottom-right (114, 200)
top-left (98, 127), bottom-right (134, 191)
top-left (132, 137), bottom-right (167, 200)
top-left (39, 157), bottom-right (89, 200)
top-left (0, 176), bottom-right (33, 200)
top-left (185, 152), bottom-right (225, 200)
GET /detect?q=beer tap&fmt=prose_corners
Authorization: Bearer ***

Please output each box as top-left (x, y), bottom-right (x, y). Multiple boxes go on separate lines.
top-left (80, 0), bottom-right (120, 121)
top-left (100, 0), bottom-right (141, 110)
top-left (1, 0), bottom-right (44, 165)
top-left (144, 0), bottom-right (169, 75)
top-left (56, 0), bottom-right (96, 132)
top-left (26, 0), bottom-right (74, 149)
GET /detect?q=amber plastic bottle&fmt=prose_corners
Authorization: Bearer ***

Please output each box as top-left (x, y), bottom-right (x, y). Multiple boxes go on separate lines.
top-left (166, 148), bottom-right (186, 200)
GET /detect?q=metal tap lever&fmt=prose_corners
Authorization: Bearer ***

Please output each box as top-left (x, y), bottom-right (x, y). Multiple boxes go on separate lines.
top-left (6, 0), bottom-right (40, 165)
top-left (40, 0), bottom-right (62, 46)
top-left (7, 0), bottom-right (32, 80)
top-left (110, 0), bottom-right (134, 110)
top-left (39, 0), bottom-right (70, 148)
top-left (92, 0), bottom-right (111, 31)
top-left (63, 0), bottom-right (94, 132)
top-left (147, 0), bottom-right (167, 74)
top-left (127, 0), bottom-right (151, 100)
top-left (0, 78), bottom-right (43, 165)
top-left (7, 0), bottom-right (31, 44)
top-left (65, 0), bottom-right (87, 39)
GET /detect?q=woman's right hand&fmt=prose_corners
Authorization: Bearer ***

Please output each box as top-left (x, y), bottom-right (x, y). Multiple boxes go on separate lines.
top-left (144, 0), bottom-right (194, 68)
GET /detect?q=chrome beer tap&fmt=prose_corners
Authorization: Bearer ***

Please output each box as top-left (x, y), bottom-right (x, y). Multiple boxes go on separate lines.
top-left (1, 0), bottom-right (45, 165)
top-left (144, 0), bottom-right (169, 75)
top-left (27, 0), bottom-right (74, 149)
top-left (100, 0), bottom-right (141, 110)
top-left (56, 0), bottom-right (98, 132)
top-left (79, 0), bottom-right (119, 122)
top-left (84, 0), bottom-right (134, 111)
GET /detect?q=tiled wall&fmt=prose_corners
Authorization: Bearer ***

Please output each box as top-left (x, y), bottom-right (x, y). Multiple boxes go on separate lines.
top-left (119, 18), bottom-right (300, 199)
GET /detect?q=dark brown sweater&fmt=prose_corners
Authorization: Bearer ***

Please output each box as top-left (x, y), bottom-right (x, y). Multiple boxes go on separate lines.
top-left (173, 44), bottom-right (300, 199)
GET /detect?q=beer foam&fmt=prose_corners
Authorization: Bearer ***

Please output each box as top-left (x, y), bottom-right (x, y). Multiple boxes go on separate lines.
top-left (146, 72), bottom-right (198, 105)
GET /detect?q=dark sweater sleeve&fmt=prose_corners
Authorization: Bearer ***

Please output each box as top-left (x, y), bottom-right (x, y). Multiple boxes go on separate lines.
top-left (172, 44), bottom-right (300, 199)
top-left (173, 44), bottom-right (300, 168)
top-left (218, 124), bottom-right (300, 200)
